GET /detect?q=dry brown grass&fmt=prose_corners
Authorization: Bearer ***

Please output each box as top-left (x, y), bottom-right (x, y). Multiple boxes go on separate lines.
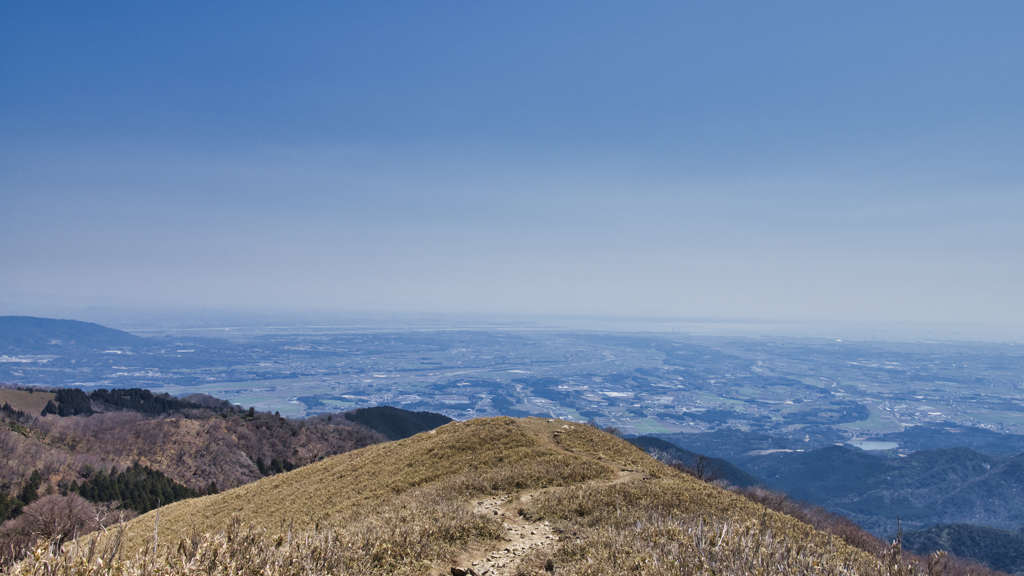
top-left (732, 485), bottom-right (887, 554)
top-left (519, 476), bottom-right (881, 575)
top-left (4, 417), bottom-right (993, 576)
top-left (0, 391), bottom-right (55, 415)
top-left (104, 417), bottom-right (614, 554)
top-left (11, 498), bottom-right (498, 576)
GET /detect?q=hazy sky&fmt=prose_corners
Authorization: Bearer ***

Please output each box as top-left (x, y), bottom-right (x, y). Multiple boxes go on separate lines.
top-left (2, 2), bottom-right (1022, 328)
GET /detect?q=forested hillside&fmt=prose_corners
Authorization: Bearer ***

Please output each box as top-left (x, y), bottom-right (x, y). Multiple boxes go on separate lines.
top-left (344, 405), bottom-right (453, 440)
top-left (0, 384), bottom-right (450, 562)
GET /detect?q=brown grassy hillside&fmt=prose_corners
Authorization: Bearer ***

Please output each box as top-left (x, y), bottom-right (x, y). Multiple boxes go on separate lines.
top-left (0, 390), bottom-right (55, 415)
top-left (113, 417), bottom-right (616, 552)
top-left (12, 417), bottom-right (982, 576)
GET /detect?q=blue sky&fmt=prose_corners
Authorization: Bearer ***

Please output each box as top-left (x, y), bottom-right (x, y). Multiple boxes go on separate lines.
top-left (2, 2), bottom-right (1022, 329)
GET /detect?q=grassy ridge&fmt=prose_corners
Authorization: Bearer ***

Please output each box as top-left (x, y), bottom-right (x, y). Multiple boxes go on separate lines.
top-left (113, 417), bottom-right (615, 553)
top-left (13, 418), bottom-right (993, 575)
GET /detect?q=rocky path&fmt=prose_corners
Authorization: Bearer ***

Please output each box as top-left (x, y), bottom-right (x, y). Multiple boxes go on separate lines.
top-left (449, 468), bottom-right (643, 576)
top-left (448, 494), bottom-right (558, 576)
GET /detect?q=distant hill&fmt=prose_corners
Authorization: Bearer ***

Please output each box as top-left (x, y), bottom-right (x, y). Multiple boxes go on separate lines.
top-left (902, 523), bottom-right (1024, 575)
top-left (871, 422), bottom-right (1024, 456)
top-left (343, 405), bottom-right (453, 440)
top-left (735, 444), bottom-right (1024, 537)
top-left (628, 436), bottom-right (762, 488)
top-left (657, 429), bottom-right (795, 457)
top-left (0, 316), bottom-right (144, 352)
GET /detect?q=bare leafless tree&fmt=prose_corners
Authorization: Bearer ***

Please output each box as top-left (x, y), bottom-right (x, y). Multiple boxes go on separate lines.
top-left (692, 454), bottom-right (723, 483)
top-left (0, 494), bottom-right (99, 563)
top-left (667, 454), bottom-right (723, 484)
top-left (14, 494), bottom-right (97, 543)
top-left (0, 431), bottom-right (18, 469)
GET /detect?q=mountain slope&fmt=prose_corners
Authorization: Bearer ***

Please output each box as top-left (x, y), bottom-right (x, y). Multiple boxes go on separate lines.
top-left (628, 435), bottom-right (762, 487)
top-left (47, 417), bottom-right (924, 576)
top-left (902, 523), bottom-right (1024, 575)
top-left (0, 316), bottom-right (144, 352)
top-left (736, 445), bottom-right (1024, 536)
top-left (0, 393), bottom-right (385, 504)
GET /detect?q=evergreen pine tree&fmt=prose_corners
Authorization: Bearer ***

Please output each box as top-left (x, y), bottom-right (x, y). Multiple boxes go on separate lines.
top-left (18, 483), bottom-right (37, 505)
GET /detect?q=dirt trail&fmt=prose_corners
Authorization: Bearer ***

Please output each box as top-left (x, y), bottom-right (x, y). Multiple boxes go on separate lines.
top-left (448, 423), bottom-right (645, 576)
top-left (448, 493), bottom-right (557, 576)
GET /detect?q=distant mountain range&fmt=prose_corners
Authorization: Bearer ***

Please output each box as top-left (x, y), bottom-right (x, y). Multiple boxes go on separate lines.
top-left (0, 316), bottom-right (144, 352)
